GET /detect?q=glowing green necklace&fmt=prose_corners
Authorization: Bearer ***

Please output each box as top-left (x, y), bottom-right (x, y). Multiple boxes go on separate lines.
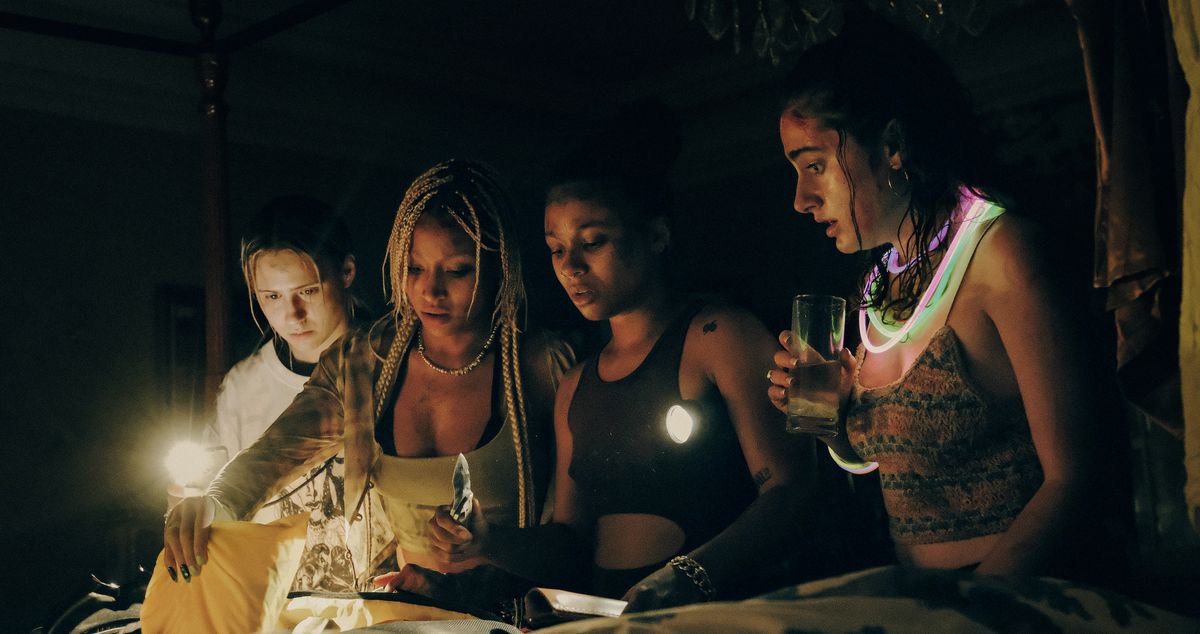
top-left (860, 193), bottom-right (1001, 354)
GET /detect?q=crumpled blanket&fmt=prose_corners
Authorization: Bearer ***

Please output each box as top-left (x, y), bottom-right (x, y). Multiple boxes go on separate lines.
top-left (535, 566), bottom-right (1199, 633)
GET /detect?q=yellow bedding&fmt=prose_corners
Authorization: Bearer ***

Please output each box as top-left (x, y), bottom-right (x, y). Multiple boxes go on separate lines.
top-left (141, 513), bottom-right (308, 634)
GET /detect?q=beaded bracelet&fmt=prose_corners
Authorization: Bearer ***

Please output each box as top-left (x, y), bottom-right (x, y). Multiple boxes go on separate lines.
top-left (667, 555), bottom-right (717, 601)
top-left (828, 446), bottom-right (879, 475)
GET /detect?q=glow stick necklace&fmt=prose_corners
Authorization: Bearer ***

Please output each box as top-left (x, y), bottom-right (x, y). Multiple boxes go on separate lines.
top-left (859, 194), bottom-right (997, 354)
top-left (885, 219), bottom-right (949, 275)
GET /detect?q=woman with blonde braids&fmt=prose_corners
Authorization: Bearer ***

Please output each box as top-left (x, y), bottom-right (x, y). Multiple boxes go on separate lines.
top-left (426, 104), bottom-right (811, 613)
top-left (163, 160), bottom-right (574, 609)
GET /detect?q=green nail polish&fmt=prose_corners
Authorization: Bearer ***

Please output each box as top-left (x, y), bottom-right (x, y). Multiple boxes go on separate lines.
top-left (180, 564), bottom-right (191, 583)
top-left (167, 566), bottom-right (178, 583)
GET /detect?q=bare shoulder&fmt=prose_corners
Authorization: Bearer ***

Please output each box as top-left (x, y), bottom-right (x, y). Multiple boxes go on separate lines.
top-left (558, 360), bottom-right (585, 396)
top-left (552, 361), bottom-right (586, 431)
top-left (520, 330), bottom-right (579, 375)
top-left (686, 302), bottom-right (776, 371)
top-left (689, 303), bottom-right (773, 344)
top-left (970, 213), bottom-right (1054, 294)
top-left (964, 213), bottom-right (1060, 309)
top-left (520, 329), bottom-right (582, 412)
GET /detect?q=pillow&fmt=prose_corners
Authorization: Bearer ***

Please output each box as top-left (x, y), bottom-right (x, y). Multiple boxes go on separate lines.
top-left (141, 513), bottom-right (308, 634)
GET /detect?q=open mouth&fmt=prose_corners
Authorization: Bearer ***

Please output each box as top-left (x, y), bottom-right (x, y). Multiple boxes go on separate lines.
top-left (568, 287), bottom-right (594, 305)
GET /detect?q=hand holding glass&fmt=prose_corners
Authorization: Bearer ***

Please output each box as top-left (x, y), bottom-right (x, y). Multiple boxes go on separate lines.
top-left (786, 294), bottom-right (845, 436)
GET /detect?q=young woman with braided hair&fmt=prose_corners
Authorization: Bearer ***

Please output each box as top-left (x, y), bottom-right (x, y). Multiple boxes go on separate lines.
top-left (424, 104), bottom-right (811, 614)
top-left (163, 160), bottom-right (574, 609)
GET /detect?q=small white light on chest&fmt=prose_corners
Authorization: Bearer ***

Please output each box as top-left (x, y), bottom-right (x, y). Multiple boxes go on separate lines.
top-left (665, 405), bottom-right (696, 444)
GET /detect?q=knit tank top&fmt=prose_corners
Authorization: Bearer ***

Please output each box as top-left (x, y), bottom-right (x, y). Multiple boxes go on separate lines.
top-left (846, 204), bottom-right (1043, 546)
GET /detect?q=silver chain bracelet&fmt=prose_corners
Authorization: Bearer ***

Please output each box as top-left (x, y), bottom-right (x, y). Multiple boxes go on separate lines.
top-left (667, 555), bottom-right (717, 601)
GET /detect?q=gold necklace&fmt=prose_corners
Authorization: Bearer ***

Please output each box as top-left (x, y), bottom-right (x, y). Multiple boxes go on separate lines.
top-left (417, 325), bottom-right (498, 376)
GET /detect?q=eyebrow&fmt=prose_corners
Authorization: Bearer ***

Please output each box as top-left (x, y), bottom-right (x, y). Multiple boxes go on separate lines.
top-left (255, 283), bottom-right (318, 293)
top-left (786, 146), bottom-right (825, 161)
top-left (544, 220), bottom-right (615, 237)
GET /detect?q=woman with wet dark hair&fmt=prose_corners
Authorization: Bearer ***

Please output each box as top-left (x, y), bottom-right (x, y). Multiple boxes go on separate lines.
top-left (767, 21), bottom-right (1097, 576)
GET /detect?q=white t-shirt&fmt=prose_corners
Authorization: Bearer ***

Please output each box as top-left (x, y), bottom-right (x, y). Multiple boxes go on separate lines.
top-left (210, 341), bottom-right (356, 592)
top-left (213, 341), bottom-right (309, 455)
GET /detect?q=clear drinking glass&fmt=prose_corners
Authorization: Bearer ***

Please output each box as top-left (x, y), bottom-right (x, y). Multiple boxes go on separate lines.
top-left (786, 294), bottom-right (846, 436)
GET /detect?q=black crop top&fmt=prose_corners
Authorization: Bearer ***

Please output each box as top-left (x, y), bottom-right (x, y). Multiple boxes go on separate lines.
top-left (567, 302), bottom-right (756, 557)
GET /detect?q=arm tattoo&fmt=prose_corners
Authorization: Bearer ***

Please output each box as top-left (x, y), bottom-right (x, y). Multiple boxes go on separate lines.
top-left (753, 467), bottom-right (772, 489)
top-left (702, 320), bottom-right (718, 334)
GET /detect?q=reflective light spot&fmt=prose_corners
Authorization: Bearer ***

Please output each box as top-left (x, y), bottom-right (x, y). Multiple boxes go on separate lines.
top-left (165, 441), bottom-right (208, 486)
top-left (665, 405), bottom-right (695, 444)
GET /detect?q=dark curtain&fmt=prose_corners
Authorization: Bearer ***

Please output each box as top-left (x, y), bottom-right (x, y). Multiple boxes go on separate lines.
top-left (1066, 0), bottom-right (1187, 436)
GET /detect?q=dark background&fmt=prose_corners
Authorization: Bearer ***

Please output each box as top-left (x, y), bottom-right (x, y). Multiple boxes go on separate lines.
top-left (3, 1), bottom-right (1188, 630)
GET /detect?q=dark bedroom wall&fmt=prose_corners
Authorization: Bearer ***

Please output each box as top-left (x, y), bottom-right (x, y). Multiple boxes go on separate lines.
top-left (0, 104), bottom-right (203, 625)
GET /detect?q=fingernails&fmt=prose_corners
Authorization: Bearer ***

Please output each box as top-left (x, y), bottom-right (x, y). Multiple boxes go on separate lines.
top-left (196, 554), bottom-right (207, 567)
top-left (167, 566), bottom-right (178, 583)
top-left (180, 564), bottom-right (191, 583)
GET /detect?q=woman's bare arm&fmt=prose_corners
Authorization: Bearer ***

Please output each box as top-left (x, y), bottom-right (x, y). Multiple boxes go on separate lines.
top-left (624, 306), bottom-right (813, 611)
top-left (969, 217), bottom-right (1097, 575)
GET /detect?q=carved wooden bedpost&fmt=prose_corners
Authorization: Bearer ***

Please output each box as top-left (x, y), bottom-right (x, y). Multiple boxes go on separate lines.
top-left (191, 0), bottom-right (231, 411)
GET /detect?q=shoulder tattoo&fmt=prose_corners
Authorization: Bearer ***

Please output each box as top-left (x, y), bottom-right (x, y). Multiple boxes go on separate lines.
top-left (702, 320), bottom-right (718, 334)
